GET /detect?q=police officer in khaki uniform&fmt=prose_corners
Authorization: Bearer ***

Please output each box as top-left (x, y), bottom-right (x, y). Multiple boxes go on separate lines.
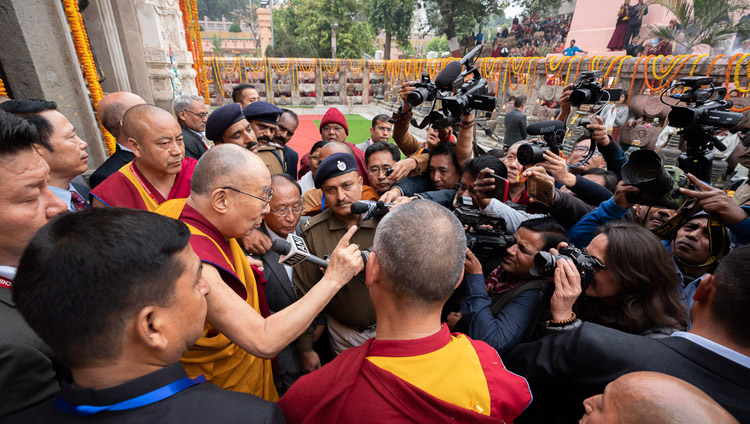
top-left (293, 153), bottom-right (379, 366)
top-left (243, 101), bottom-right (287, 176)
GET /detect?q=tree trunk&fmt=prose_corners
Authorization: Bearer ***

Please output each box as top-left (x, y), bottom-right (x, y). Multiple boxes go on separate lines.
top-left (384, 31), bottom-right (392, 60)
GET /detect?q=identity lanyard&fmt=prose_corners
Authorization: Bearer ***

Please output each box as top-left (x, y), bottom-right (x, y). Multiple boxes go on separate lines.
top-left (129, 163), bottom-right (159, 203)
top-left (55, 375), bottom-right (206, 416)
top-left (0, 276), bottom-right (11, 289)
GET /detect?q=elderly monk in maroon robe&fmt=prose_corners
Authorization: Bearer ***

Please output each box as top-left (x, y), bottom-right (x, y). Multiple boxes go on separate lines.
top-left (91, 105), bottom-right (196, 211)
top-left (279, 200), bottom-right (532, 423)
top-left (155, 144), bottom-right (364, 401)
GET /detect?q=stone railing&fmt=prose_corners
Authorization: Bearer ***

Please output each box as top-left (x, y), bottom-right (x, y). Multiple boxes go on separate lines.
top-left (203, 55), bottom-right (750, 146)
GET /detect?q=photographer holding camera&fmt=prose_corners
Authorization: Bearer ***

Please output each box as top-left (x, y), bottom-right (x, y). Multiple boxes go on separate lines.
top-left (459, 217), bottom-right (567, 353)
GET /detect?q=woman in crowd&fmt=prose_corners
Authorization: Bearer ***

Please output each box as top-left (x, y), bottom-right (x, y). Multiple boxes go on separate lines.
top-left (548, 222), bottom-right (688, 337)
top-left (607, 0), bottom-right (631, 51)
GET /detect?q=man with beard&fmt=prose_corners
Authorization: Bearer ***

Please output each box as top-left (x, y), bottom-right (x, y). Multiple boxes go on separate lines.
top-left (294, 153), bottom-right (379, 358)
top-left (243, 101), bottom-right (287, 176)
top-left (90, 105), bottom-right (196, 211)
top-left (274, 109), bottom-right (299, 179)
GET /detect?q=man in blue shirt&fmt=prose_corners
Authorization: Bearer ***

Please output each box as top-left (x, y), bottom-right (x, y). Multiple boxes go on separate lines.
top-left (563, 39), bottom-right (588, 56)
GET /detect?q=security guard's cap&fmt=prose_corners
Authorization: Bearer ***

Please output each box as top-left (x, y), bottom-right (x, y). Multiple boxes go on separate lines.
top-left (314, 152), bottom-right (358, 189)
top-left (205, 103), bottom-right (245, 142)
top-left (243, 101), bottom-right (282, 125)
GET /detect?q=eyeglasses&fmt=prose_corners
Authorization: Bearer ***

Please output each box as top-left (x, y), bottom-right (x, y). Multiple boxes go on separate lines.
top-left (271, 203), bottom-right (304, 216)
top-left (221, 186), bottom-right (274, 207)
top-left (185, 110), bottom-right (209, 119)
top-left (368, 166), bottom-right (393, 176)
top-left (573, 146), bottom-right (602, 155)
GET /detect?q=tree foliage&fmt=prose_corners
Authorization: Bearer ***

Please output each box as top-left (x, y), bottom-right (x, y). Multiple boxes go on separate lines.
top-left (369, 0), bottom-right (415, 59)
top-left (196, 0), bottom-right (247, 21)
top-left (422, 0), bottom-right (509, 45)
top-left (512, 0), bottom-right (563, 17)
top-left (426, 35), bottom-right (450, 53)
top-left (647, 0), bottom-right (750, 53)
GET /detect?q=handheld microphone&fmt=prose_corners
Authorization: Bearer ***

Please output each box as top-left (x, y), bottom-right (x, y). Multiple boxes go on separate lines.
top-left (271, 234), bottom-right (329, 268)
top-left (270, 235), bottom-right (371, 270)
top-left (350, 200), bottom-right (394, 220)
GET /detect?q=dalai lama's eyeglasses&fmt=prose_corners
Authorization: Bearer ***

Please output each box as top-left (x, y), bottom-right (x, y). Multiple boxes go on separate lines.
top-left (221, 186), bottom-right (274, 208)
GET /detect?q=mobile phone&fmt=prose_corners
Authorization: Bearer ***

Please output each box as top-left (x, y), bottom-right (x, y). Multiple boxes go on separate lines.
top-left (480, 171), bottom-right (510, 202)
top-left (526, 174), bottom-right (555, 207)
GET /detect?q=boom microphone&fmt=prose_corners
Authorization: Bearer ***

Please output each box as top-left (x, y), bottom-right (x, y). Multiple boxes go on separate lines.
top-left (435, 61), bottom-right (463, 91)
top-left (527, 120), bottom-right (565, 136)
top-left (271, 234), bottom-right (329, 268)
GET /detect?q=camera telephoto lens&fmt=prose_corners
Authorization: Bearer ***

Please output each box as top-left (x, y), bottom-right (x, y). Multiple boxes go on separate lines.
top-left (407, 87), bottom-right (430, 107)
top-left (517, 144), bottom-right (549, 166)
top-left (570, 88), bottom-right (592, 107)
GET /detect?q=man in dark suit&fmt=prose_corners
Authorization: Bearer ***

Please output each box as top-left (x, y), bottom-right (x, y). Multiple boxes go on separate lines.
top-left (503, 96), bottom-right (527, 147)
top-left (89, 92), bottom-right (145, 188)
top-left (254, 174), bottom-right (305, 394)
top-left (275, 109), bottom-right (300, 179)
top-left (0, 110), bottom-right (67, 419)
top-left (6, 208), bottom-right (284, 423)
top-left (173, 94), bottom-right (209, 160)
top-left (0, 99), bottom-right (90, 210)
top-left (504, 244), bottom-right (750, 423)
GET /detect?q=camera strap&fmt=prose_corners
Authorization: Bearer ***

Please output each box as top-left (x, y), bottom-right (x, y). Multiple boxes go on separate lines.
top-left (652, 198), bottom-right (726, 267)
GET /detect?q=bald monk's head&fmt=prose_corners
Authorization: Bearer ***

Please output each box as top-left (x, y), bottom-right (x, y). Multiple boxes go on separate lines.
top-left (122, 104), bottom-right (184, 176)
top-left (96, 92), bottom-right (146, 141)
top-left (581, 371), bottom-right (738, 424)
top-left (190, 144), bottom-right (272, 239)
top-left (319, 141), bottom-right (353, 162)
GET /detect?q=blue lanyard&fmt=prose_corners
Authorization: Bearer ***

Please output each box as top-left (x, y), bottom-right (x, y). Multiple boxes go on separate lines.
top-left (55, 375), bottom-right (206, 416)
top-left (321, 194), bottom-right (325, 212)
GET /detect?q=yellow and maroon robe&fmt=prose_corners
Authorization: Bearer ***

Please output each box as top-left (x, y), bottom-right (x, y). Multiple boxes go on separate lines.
top-left (278, 325), bottom-right (531, 423)
top-left (156, 198), bottom-right (278, 401)
top-left (90, 158), bottom-right (196, 211)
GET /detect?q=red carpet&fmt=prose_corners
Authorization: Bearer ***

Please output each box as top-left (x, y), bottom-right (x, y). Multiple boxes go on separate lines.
top-left (287, 114), bottom-right (324, 165)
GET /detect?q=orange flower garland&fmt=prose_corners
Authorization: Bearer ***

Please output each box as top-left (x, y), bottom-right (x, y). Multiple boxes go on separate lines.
top-left (179, 0), bottom-right (210, 103)
top-left (705, 55), bottom-right (726, 77)
top-left (61, 0), bottom-right (116, 155)
top-left (0, 75), bottom-right (7, 98)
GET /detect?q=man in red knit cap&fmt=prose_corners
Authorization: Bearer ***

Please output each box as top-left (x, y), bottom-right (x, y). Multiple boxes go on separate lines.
top-left (298, 108), bottom-right (370, 186)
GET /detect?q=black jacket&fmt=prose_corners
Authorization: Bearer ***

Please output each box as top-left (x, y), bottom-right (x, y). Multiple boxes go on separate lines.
top-left (181, 125), bottom-right (208, 160)
top-left (88, 145), bottom-right (135, 189)
top-left (504, 322), bottom-right (750, 423)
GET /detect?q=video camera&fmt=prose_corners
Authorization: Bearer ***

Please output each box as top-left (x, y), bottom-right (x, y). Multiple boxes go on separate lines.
top-left (662, 76), bottom-right (743, 182)
top-left (570, 70), bottom-right (622, 107)
top-left (453, 196), bottom-right (515, 262)
top-left (517, 120), bottom-right (567, 166)
top-left (529, 245), bottom-right (603, 291)
top-left (408, 45), bottom-right (497, 129)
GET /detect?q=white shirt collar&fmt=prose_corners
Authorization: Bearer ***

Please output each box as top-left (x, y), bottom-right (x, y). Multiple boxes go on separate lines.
top-left (672, 331), bottom-right (750, 368)
top-left (117, 143), bottom-right (133, 153)
top-left (0, 265), bottom-right (17, 280)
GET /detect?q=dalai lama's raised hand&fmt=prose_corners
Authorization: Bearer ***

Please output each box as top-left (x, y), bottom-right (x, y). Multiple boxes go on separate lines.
top-left (324, 225), bottom-right (365, 289)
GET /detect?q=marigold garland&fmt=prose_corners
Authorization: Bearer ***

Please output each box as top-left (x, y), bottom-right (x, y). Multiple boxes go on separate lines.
top-left (733, 53), bottom-right (750, 94)
top-left (179, 0), bottom-right (209, 103)
top-left (705, 55), bottom-right (726, 77)
top-left (62, 0), bottom-right (116, 155)
top-left (0, 75), bottom-right (7, 98)
top-left (627, 55), bottom-right (646, 107)
top-left (347, 59), bottom-right (364, 75)
top-left (527, 57), bottom-right (541, 98)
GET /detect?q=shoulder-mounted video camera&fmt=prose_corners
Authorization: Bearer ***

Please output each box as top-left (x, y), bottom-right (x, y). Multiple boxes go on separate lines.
top-left (408, 45), bottom-right (497, 129)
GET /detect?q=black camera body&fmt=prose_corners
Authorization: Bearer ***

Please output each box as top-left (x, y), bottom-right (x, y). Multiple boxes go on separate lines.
top-left (407, 72), bottom-right (437, 108)
top-left (409, 45), bottom-right (497, 129)
top-left (454, 196), bottom-right (515, 262)
top-left (529, 246), bottom-right (602, 291)
top-left (570, 70), bottom-right (622, 107)
top-left (621, 149), bottom-right (688, 209)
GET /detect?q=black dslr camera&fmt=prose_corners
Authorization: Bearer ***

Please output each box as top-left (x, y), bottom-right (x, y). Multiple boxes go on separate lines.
top-left (621, 149), bottom-right (689, 209)
top-left (409, 45), bottom-right (497, 129)
top-left (454, 196), bottom-right (515, 263)
top-left (570, 70), bottom-right (622, 107)
top-left (529, 246), bottom-right (602, 291)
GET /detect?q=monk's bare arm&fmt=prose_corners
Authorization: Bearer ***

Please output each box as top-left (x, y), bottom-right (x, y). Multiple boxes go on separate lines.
top-left (204, 226), bottom-right (364, 359)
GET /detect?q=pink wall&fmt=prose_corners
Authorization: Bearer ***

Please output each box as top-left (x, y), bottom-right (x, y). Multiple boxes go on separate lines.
top-left (565, 0), bottom-right (676, 55)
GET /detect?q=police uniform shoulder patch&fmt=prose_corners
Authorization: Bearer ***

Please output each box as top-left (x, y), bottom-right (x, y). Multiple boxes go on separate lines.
top-left (301, 209), bottom-right (332, 233)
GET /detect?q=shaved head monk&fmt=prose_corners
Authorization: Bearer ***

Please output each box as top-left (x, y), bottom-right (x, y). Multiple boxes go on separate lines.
top-left (279, 200), bottom-right (532, 423)
top-left (90, 104), bottom-right (196, 211)
top-left (155, 144), bottom-right (364, 401)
